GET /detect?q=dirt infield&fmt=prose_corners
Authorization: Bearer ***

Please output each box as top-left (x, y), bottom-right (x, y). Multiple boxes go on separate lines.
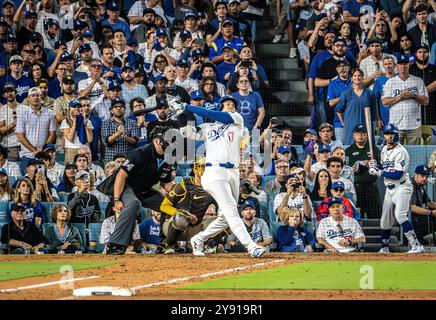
top-left (0, 253), bottom-right (436, 300)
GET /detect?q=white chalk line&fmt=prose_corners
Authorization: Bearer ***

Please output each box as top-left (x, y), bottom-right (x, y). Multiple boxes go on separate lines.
top-left (0, 276), bottom-right (101, 293)
top-left (131, 258), bottom-right (285, 291)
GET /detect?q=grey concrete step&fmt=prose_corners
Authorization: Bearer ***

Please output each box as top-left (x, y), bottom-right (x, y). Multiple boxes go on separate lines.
top-left (279, 116), bottom-right (311, 128)
top-left (363, 243), bottom-right (407, 252)
top-left (270, 80), bottom-right (308, 92)
top-left (258, 43), bottom-right (289, 57)
top-left (366, 235), bottom-right (399, 244)
top-left (362, 226), bottom-right (400, 236)
top-left (271, 91), bottom-right (308, 104)
top-left (361, 219), bottom-right (383, 227)
top-left (266, 103), bottom-right (311, 117)
top-left (266, 68), bottom-right (304, 81)
top-left (258, 18), bottom-right (274, 28)
top-left (263, 58), bottom-right (300, 70)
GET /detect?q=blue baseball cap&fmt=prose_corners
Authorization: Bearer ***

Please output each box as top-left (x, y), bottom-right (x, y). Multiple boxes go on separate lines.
top-left (0, 168), bottom-right (7, 176)
top-left (54, 40), bottom-right (66, 50)
top-left (153, 74), bottom-right (168, 84)
top-left (177, 59), bottom-right (190, 67)
top-left (331, 181), bottom-right (345, 190)
top-left (111, 98), bottom-right (126, 108)
top-left (278, 146), bottom-right (291, 154)
top-left (10, 204), bottom-right (26, 212)
top-left (396, 53), bottom-right (411, 64)
top-left (43, 144), bottom-right (56, 152)
top-left (127, 38), bottom-right (138, 46)
top-left (333, 36), bottom-right (347, 46)
top-left (108, 81), bottom-right (121, 91)
top-left (69, 99), bottom-right (82, 108)
top-left (190, 90), bottom-right (204, 100)
top-left (328, 197), bottom-right (343, 207)
top-left (155, 27), bottom-right (167, 37)
top-left (83, 30), bottom-right (93, 37)
top-left (122, 65), bottom-right (134, 72)
top-left (73, 19), bottom-right (87, 30)
top-left (79, 43), bottom-right (92, 53)
top-left (318, 144), bottom-right (331, 153)
top-left (184, 11), bottom-right (197, 20)
top-left (197, 11), bottom-right (207, 19)
top-left (180, 29), bottom-right (192, 39)
top-left (25, 11), bottom-right (38, 19)
top-left (415, 165), bottom-right (431, 175)
top-left (191, 49), bottom-right (206, 58)
top-left (60, 52), bottom-right (74, 61)
top-left (304, 128), bottom-right (317, 136)
top-left (107, 1), bottom-right (120, 11)
top-left (240, 199), bottom-right (256, 211)
top-left (221, 19), bottom-right (234, 27)
top-left (353, 124), bottom-right (367, 133)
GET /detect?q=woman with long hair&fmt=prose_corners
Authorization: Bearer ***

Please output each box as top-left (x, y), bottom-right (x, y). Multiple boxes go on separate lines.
top-left (0, 169), bottom-right (13, 201)
top-left (45, 204), bottom-right (84, 254)
top-left (151, 53), bottom-right (169, 79)
top-left (56, 163), bottom-right (78, 193)
top-left (277, 209), bottom-right (315, 252)
top-left (12, 178), bottom-right (46, 227)
top-left (395, 34), bottom-right (413, 55)
top-left (309, 169), bottom-right (332, 202)
top-left (29, 62), bottom-right (46, 83)
top-left (200, 76), bottom-right (220, 110)
top-left (247, 172), bottom-right (267, 202)
top-left (339, 22), bottom-right (359, 58)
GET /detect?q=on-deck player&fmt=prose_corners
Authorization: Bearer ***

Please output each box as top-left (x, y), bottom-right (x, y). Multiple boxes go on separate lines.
top-left (368, 124), bottom-right (425, 253)
top-left (184, 95), bottom-right (267, 257)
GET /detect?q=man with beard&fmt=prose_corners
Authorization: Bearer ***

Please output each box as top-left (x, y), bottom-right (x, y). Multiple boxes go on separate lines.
top-left (228, 0), bottom-right (251, 43)
top-left (410, 45), bottom-right (436, 125)
top-left (35, 0), bottom-right (59, 41)
top-left (131, 8), bottom-right (156, 43)
top-left (146, 98), bottom-right (179, 141)
top-left (100, 44), bottom-right (122, 84)
top-left (209, 20), bottom-right (244, 65)
top-left (164, 64), bottom-right (190, 103)
top-left (101, 97), bottom-right (140, 163)
top-left (315, 36), bottom-right (356, 124)
top-left (145, 75), bottom-right (182, 120)
top-left (14, 9), bottom-right (38, 50)
top-left (120, 65), bottom-right (149, 107)
top-left (408, 4), bottom-right (436, 50)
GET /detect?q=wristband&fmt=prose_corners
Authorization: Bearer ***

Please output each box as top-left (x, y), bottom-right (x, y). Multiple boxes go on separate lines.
top-left (114, 198), bottom-right (121, 202)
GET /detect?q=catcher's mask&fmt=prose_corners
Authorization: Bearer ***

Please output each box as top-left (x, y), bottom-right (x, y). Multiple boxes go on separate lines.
top-left (191, 157), bottom-right (206, 177)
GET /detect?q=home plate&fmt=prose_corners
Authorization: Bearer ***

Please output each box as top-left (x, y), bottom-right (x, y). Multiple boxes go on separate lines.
top-left (73, 286), bottom-right (135, 297)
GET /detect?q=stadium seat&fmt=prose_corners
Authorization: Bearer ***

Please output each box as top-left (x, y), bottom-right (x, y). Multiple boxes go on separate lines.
top-left (140, 207), bottom-right (149, 221)
top-left (260, 175), bottom-right (275, 189)
top-left (259, 201), bottom-right (269, 226)
top-left (0, 223), bottom-right (8, 254)
top-left (267, 201), bottom-right (284, 240)
top-left (57, 192), bottom-right (69, 202)
top-left (71, 223), bottom-right (87, 252)
top-left (42, 223), bottom-right (53, 237)
top-left (99, 202), bottom-right (108, 222)
top-left (0, 202), bottom-right (9, 224)
top-left (40, 202), bottom-right (52, 223)
top-left (88, 223), bottom-right (105, 253)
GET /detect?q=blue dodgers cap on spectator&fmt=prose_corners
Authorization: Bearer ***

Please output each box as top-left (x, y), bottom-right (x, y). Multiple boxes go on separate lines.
top-left (83, 30), bottom-right (93, 37)
top-left (155, 27), bottom-right (167, 37)
top-left (69, 99), bottom-right (82, 108)
top-left (304, 128), bottom-right (317, 136)
top-left (79, 43), bottom-right (92, 53)
top-left (180, 29), bottom-right (192, 39)
top-left (65, 162), bottom-right (78, 169)
top-left (240, 199), bottom-right (256, 211)
top-left (2, 0), bottom-right (15, 8)
top-left (6, 31), bottom-right (17, 41)
top-left (54, 40), bottom-right (66, 49)
top-left (331, 181), bottom-right (345, 190)
top-left (396, 53), bottom-right (411, 64)
top-left (122, 64), bottom-right (134, 72)
top-left (221, 19), bottom-right (234, 27)
top-left (333, 36), bottom-right (347, 46)
top-left (27, 158), bottom-right (41, 167)
top-left (328, 197), bottom-right (343, 207)
top-left (107, 1), bottom-right (120, 11)
top-left (177, 59), bottom-right (190, 67)
top-left (0, 168), bottom-right (7, 176)
top-left (108, 81), bottom-right (122, 91)
top-left (197, 11), bottom-right (207, 19)
top-left (353, 124), bottom-right (367, 133)
top-left (143, 7), bottom-right (156, 15)
top-left (60, 52), bottom-right (74, 61)
top-left (191, 48), bottom-right (206, 58)
top-left (74, 19), bottom-right (87, 30)
top-left (278, 146), bottom-right (291, 154)
top-left (30, 32), bottom-right (43, 41)
top-left (127, 38), bottom-right (138, 46)
top-left (190, 90), bottom-right (204, 100)
top-left (286, 173), bottom-right (298, 180)
top-left (318, 144), bottom-right (331, 153)
top-left (25, 11), bottom-right (38, 19)
top-left (153, 74), bottom-right (168, 84)
top-left (221, 43), bottom-right (234, 52)
top-left (215, 0), bottom-right (228, 9)
top-left (111, 98), bottom-right (126, 108)
top-left (10, 204), bottom-right (26, 212)
top-left (184, 11), bottom-right (197, 20)
top-left (43, 144), bottom-right (56, 152)
top-left (415, 165), bottom-right (431, 175)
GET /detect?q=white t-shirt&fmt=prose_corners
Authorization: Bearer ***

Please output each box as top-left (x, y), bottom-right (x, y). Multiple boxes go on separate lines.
top-left (60, 119), bottom-right (94, 149)
top-left (175, 78), bottom-right (199, 93)
top-left (273, 192), bottom-right (313, 220)
top-left (77, 78), bottom-right (108, 109)
top-left (316, 215), bottom-right (365, 253)
top-left (0, 104), bottom-right (29, 147)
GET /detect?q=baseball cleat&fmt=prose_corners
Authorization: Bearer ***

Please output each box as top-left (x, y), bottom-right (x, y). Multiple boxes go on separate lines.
top-left (190, 237), bottom-right (205, 256)
top-left (407, 244), bottom-right (425, 253)
top-left (378, 247), bottom-right (390, 254)
top-left (250, 246), bottom-right (266, 258)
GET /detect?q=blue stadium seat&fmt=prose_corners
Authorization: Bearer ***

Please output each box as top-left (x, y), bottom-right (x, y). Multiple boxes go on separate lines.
top-left (99, 202), bottom-right (108, 222)
top-left (42, 223), bottom-right (53, 237)
top-left (0, 202), bottom-right (9, 224)
top-left (0, 223), bottom-right (8, 253)
top-left (40, 202), bottom-right (52, 223)
top-left (260, 175), bottom-right (275, 189)
top-left (259, 201), bottom-right (269, 226)
top-left (267, 201), bottom-right (284, 241)
top-left (140, 207), bottom-right (149, 221)
top-left (88, 223), bottom-right (105, 253)
top-left (71, 223), bottom-right (87, 252)
top-left (57, 192), bottom-right (69, 202)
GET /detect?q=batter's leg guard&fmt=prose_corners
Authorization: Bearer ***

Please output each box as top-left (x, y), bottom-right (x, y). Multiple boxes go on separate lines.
top-left (380, 229), bottom-right (391, 248)
top-left (401, 220), bottom-right (421, 247)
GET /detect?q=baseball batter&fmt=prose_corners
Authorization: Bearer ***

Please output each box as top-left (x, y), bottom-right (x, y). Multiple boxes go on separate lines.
top-left (369, 124), bottom-right (425, 253)
top-left (184, 96), bottom-right (267, 257)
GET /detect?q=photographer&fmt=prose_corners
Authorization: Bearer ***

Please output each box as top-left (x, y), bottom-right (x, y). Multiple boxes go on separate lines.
top-left (226, 60), bottom-right (261, 93)
top-left (187, 48), bottom-right (207, 81)
top-left (238, 179), bottom-right (261, 218)
top-left (173, 12), bottom-right (203, 51)
top-left (60, 99), bottom-right (94, 163)
top-left (274, 174), bottom-right (313, 222)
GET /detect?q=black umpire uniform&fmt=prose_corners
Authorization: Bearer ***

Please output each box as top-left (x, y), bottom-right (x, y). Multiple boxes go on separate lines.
top-left (107, 126), bottom-right (174, 254)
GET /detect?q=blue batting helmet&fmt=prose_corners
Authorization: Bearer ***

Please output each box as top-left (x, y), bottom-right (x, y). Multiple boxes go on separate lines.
top-left (383, 123), bottom-right (399, 143)
top-left (218, 95), bottom-right (239, 111)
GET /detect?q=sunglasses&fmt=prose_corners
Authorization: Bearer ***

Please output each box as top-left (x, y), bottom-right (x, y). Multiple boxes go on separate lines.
top-left (333, 188), bottom-right (345, 192)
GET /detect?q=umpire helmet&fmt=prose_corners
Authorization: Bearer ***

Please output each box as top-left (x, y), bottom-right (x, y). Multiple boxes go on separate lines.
top-left (218, 95), bottom-right (239, 111)
top-left (383, 123), bottom-right (400, 143)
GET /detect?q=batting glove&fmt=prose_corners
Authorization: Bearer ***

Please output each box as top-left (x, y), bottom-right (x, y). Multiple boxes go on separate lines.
top-left (369, 167), bottom-right (382, 177)
top-left (369, 159), bottom-right (378, 168)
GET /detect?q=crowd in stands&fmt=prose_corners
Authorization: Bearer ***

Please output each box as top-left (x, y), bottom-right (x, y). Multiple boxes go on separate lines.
top-left (0, 0), bottom-right (435, 254)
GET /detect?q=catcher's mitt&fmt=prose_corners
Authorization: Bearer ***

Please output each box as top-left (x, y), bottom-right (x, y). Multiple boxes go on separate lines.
top-left (172, 209), bottom-right (192, 230)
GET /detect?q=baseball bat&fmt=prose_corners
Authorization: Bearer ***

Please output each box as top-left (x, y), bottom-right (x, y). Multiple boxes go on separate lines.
top-left (364, 107), bottom-right (374, 160)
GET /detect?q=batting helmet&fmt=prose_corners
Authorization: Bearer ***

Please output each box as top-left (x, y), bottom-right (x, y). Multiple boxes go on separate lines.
top-left (218, 95), bottom-right (239, 111)
top-left (383, 123), bottom-right (400, 143)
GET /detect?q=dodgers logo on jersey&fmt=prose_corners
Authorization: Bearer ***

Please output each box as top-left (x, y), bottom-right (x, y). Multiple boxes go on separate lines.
top-left (207, 124), bottom-right (231, 142)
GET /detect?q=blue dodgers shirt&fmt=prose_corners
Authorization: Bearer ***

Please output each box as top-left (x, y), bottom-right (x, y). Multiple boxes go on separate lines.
top-left (326, 77), bottom-right (352, 129)
top-left (138, 217), bottom-right (161, 246)
top-left (216, 61), bottom-right (237, 85)
top-left (0, 75), bottom-right (35, 103)
top-left (343, 0), bottom-right (376, 17)
top-left (373, 75), bottom-right (391, 126)
top-left (209, 37), bottom-right (245, 61)
top-left (231, 91), bottom-right (264, 129)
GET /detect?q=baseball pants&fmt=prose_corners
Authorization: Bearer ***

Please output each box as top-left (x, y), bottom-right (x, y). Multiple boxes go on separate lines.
top-left (194, 167), bottom-right (258, 253)
top-left (380, 182), bottom-right (413, 229)
top-left (109, 186), bottom-right (164, 247)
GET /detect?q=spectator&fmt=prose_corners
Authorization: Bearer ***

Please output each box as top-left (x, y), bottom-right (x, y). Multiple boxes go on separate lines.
top-left (127, 97), bottom-right (157, 146)
top-left (102, 1), bottom-right (132, 41)
top-left (12, 177), bottom-right (46, 226)
top-left (200, 76), bottom-right (221, 110)
top-left (104, 161), bottom-right (117, 177)
top-left (23, 157), bottom-right (59, 202)
top-left (277, 208), bottom-right (316, 252)
top-left (1, 204), bottom-right (47, 254)
top-left (0, 55), bottom-right (34, 103)
top-left (77, 145), bottom-right (106, 185)
top-left (264, 159), bottom-right (290, 197)
top-left (67, 170), bottom-right (101, 227)
top-left (101, 201), bottom-right (142, 254)
top-left (407, 4), bottom-right (436, 50)
top-left (0, 167), bottom-right (13, 201)
top-left (336, 68), bottom-right (378, 145)
top-left (345, 124), bottom-right (382, 219)
top-left (144, 75), bottom-right (179, 116)
top-left (305, 143), bottom-right (331, 182)
top-left (56, 162), bottom-right (78, 193)
top-left (231, 74), bottom-right (264, 130)
top-left (309, 168), bottom-right (332, 202)
top-left (175, 59), bottom-right (199, 93)
top-left (338, 22), bottom-right (359, 58)
top-left (226, 200), bottom-right (272, 252)
top-left (16, 87), bottom-right (56, 174)
top-left (146, 99), bottom-right (178, 140)
top-left (174, 12), bottom-right (203, 49)
top-left (47, 60), bottom-right (69, 99)
top-left (396, 34), bottom-right (413, 56)
top-left (317, 122), bottom-right (343, 151)
top-left (130, 8), bottom-right (157, 42)
top-left (239, 45), bottom-right (268, 88)
top-left (227, 60), bottom-right (261, 94)
top-left (210, 19), bottom-right (244, 64)
top-left (247, 172), bottom-right (267, 202)
top-left (238, 179), bottom-right (261, 218)
top-left (164, 64), bottom-right (190, 103)
top-left (274, 174), bottom-right (313, 222)
top-left (0, 84), bottom-right (26, 161)
top-left (60, 99), bottom-right (94, 163)
top-left (316, 197), bottom-right (366, 253)
top-left (100, 44), bottom-right (122, 84)
top-left (366, 11), bottom-right (398, 54)
top-left (45, 204), bottom-right (84, 254)
top-left (373, 56), bottom-right (397, 129)
top-left (343, 0), bottom-right (377, 28)
top-left (138, 210), bottom-right (161, 253)
top-left (315, 181), bottom-right (361, 222)
top-left (120, 65), bottom-right (149, 104)
top-left (28, 62), bottom-right (45, 84)
top-left (201, 61), bottom-right (227, 96)
top-left (42, 144), bottom-right (64, 187)
top-left (326, 156), bottom-right (357, 203)
top-left (78, 59), bottom-right (109, 109)
top-left (381, 54), bottom-right (429, 144)
top-left (94, 81), bottom-right (123, 122)
top-left (331, 146), bottom-right (354, 183)
top-left (101, 98), bottom-right (140, 163)
top-left (410, 165), bottom-right (436, 243)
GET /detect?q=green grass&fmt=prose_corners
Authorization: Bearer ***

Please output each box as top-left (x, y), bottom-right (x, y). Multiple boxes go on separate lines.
top-left (181, 261), bottom-right (436, 290)
top-left (0, 261), bottom-right (116, 282)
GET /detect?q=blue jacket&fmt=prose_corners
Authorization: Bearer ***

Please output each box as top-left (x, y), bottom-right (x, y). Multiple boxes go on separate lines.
top-left (277, 226), bottom-right (316, 252)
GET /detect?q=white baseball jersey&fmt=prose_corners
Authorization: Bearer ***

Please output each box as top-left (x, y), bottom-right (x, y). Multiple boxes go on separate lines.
top-left (199, 112), bottom-right (245, 165)
top-left (380, 143), bottom-right (410, 186)
top-left (316, 215), bottom-right (365, 253)
top-left (273, 192), bottom-right (314, 220)
top-left (381, 74), bottom-right (428, 130)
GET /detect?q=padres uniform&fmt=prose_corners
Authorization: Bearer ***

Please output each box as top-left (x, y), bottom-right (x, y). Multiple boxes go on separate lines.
top-left (161, 177), bottom-right (217, 246)
top-left (186, 103), bottom-right (264, 256)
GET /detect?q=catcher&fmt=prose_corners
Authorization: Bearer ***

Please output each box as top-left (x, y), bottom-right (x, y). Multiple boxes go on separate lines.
top-left (160, 158), bottom-right (219, 253)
